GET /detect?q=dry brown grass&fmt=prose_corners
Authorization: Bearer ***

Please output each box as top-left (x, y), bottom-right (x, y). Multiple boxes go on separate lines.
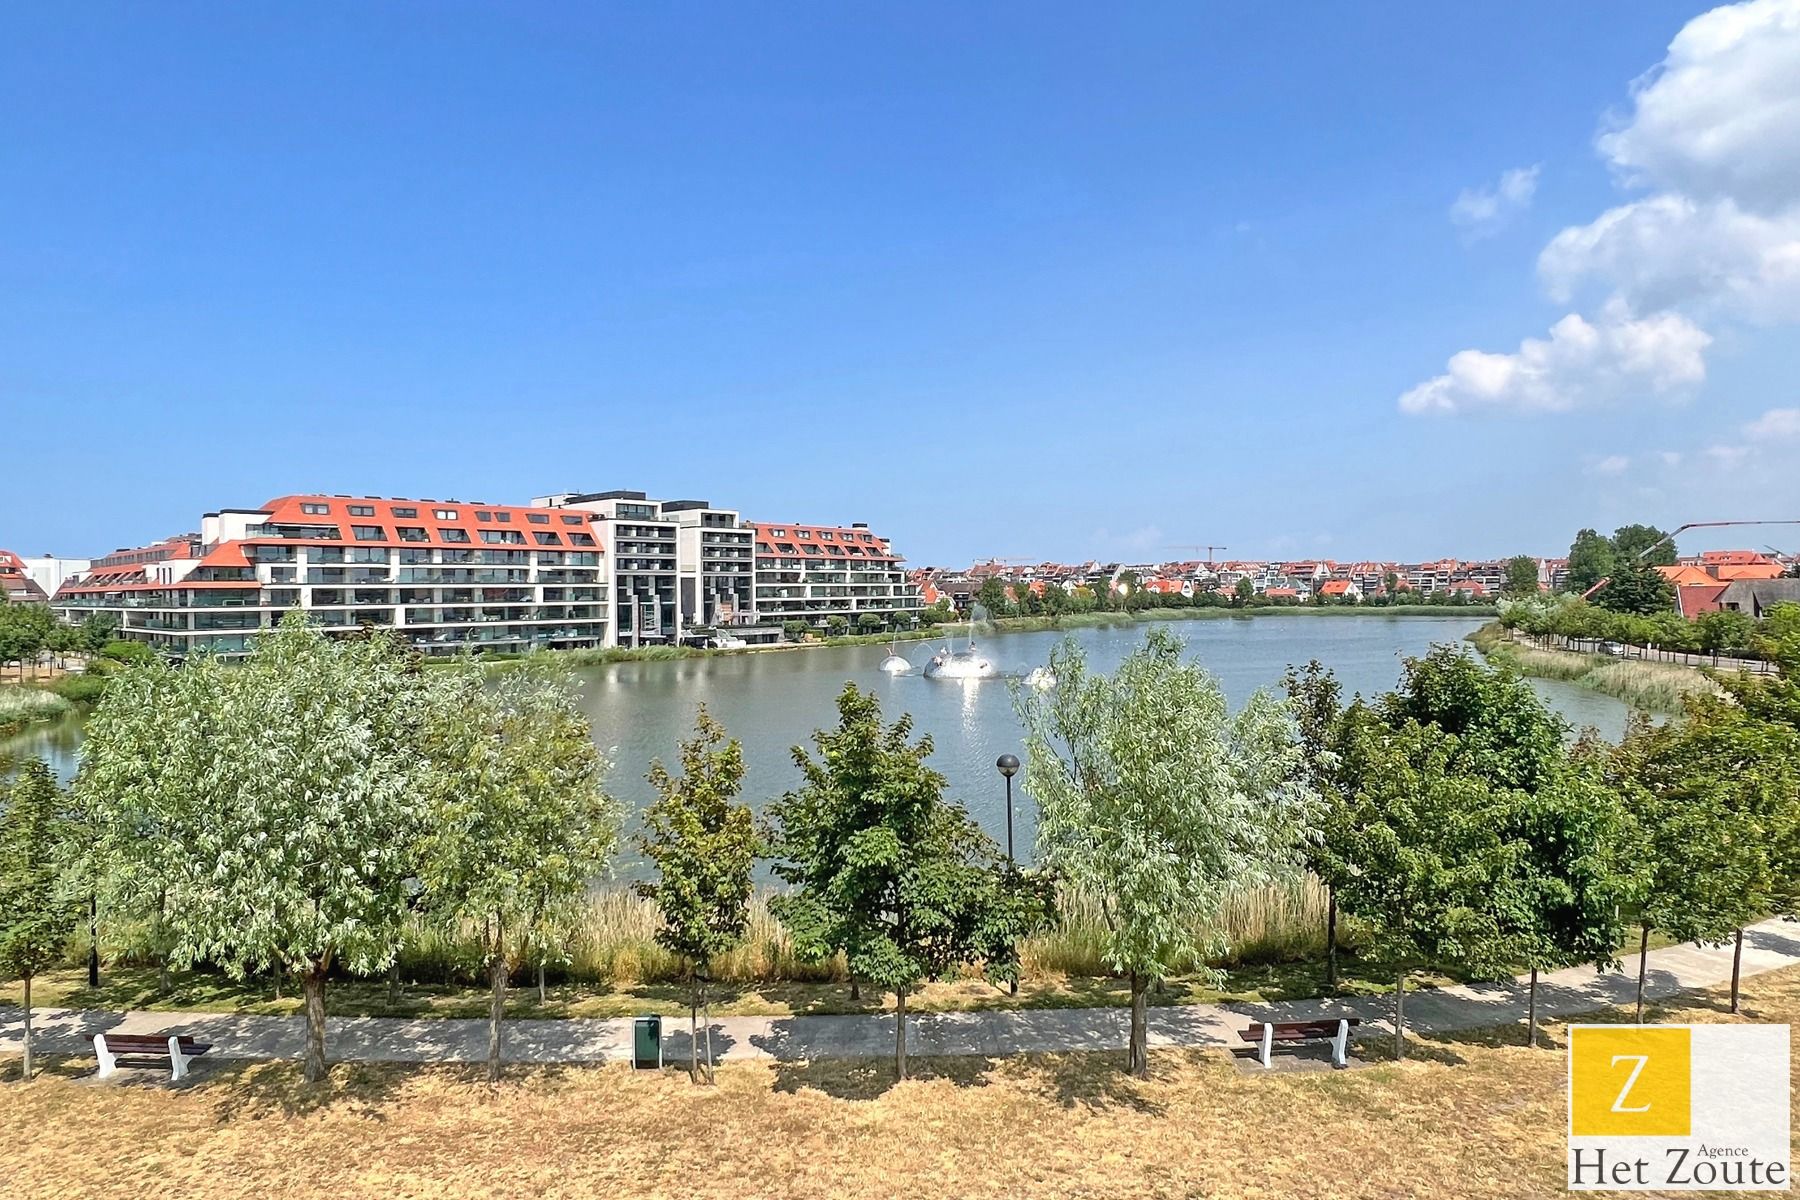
top-left (9, 964), bottom-right (1798, 1199)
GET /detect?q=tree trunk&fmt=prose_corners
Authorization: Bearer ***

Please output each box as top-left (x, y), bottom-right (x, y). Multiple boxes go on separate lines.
top-left (1393, 970), bottom-right (1406, 1061)
top-left (88, 895), bottom-right (100, 990)
top-left (1325, 887), bottom-right (1339, 990)
top-left (1731, 927), bottom-right (1744, 1015)
top-left (386, 961), bottom-right (401, 1008)
top-left (1527, 966), bottom-right (1538, 1049)
top-left (894, 987), bottom-right (908, 1081)
top-left (702, 976), bottom-right (714, 1084)
top-left (20, 974), bottom-right (32, 1081)
top-left (158, 957), bottom-right (170, 997)
top-left (1635, 924), bottom-right (1650, 1023)
top-left (273, 962), bottom-right (282, 1001)
top-left (301, 967), bottom-right (328, 1084)
top-left (1128, 972), bottom-right (1149, 1078)
top-left (487, 952), bottom-right (506, 1084)
top-left (688, 973), bottom-right (700, 1085)
top-left (536, 958), bottom-right (547, 1005)
top-left (849, 974), bottom-right (860, 1001)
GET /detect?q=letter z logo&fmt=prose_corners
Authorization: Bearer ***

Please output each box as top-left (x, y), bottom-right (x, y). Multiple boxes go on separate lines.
top-left (1571, 1028), bottom-right (1691, 1137)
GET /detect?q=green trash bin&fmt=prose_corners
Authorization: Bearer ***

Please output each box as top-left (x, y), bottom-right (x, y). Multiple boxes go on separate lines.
top-left (633, 1016), bottom-right (662, 1070)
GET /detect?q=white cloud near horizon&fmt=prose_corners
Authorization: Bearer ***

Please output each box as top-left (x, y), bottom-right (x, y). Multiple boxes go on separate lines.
top-left (1397, 301), bottom-right (1710, 414)
top-left (1402, 0), bottom-right (1800, 417)
top-left (1450, 165), bottom-right (1541, 238)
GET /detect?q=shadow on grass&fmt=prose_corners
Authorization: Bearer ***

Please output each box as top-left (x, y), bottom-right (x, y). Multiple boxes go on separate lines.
top-left (770, 1053), bottom-right (996, 1100)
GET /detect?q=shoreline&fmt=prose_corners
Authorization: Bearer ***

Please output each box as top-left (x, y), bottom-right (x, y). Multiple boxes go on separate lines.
top-left (1467, 620), bottom-right (1716, 715)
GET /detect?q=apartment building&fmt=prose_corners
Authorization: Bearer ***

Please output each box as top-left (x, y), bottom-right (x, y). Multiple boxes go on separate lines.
top-left (55, 494), bottom-right (609, 657)
top-left (1, 550), bottom-right (48, 604)
top-left (751, 520), bottom-right (924, 630)
top-left (664, 500), bottom-right (756, 628)
top-left (531, 491), bottom-right (683, 647)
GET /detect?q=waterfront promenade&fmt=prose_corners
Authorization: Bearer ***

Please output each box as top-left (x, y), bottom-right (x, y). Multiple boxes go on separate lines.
top-left (6, 919), bottom-right (1796, 1068)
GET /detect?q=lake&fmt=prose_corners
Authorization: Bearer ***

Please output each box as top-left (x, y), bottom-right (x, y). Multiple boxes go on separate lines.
top-left (3, 614), bottom-right (1635, 870)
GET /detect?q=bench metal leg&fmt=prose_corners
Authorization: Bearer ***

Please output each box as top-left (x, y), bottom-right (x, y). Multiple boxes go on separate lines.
top-left (94, 1034), bottom-right (116, 1079)
top-left (1333, 1019), bottom-right (1348, 1068)
top-left (1260, 1024), bottom-right (1273, 1069)
top-left (169, 1036), bottom-right (189, 1081)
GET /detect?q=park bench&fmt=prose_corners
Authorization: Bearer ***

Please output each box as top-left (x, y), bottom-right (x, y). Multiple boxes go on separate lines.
top-left (93, 1032), bottom-right (212, 1081)
top-left (1238, 1018), bottom-right (1359, 1069)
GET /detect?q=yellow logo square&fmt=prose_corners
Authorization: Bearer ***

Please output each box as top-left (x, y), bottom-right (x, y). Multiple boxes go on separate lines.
top-left (1571, 1026), bottom-right (1692, 1137)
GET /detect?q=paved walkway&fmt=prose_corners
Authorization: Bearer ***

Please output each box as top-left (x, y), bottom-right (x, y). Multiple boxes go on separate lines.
top-left (5, 920), bottom-right (1798, 1067)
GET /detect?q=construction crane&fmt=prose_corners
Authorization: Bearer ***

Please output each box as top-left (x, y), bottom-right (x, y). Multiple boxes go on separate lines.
top-left (1579, 519), bottom-right (1800, 599)
top-left (1166, 544), bottom-right (1229, 564)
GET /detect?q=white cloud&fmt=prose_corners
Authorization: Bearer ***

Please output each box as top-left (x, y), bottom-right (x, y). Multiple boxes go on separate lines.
top-left (1398, 303), bottom-right (1710, 414)
top-left (1704, 443), bottom-right (1753, 466)
top-left (1589, 454), bottom-right (1631, 475)
top-left (1539, 194), bottom-right (1800, 321)
top-left (1597, 0), bottom-right (1800, 212)
top-left (1402, 0), bottom-right (1800, 416)
top-left (1450, 165), bottom-right (1541, 237)
top-left (1745, 406), bottom-right (1800, 437)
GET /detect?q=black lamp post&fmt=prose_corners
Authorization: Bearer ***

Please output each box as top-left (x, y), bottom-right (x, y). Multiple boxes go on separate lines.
top-left (994, 753), bottom-right (1020, 863)
top-left (995, 753), bottom-right (1021, 995)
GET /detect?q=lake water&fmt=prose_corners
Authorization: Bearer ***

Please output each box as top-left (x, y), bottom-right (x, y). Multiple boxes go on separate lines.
top-left (5, 615), bottom-right (1634, 868)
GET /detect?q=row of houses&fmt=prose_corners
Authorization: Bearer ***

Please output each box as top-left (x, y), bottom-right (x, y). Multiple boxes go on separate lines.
top-left (913, 556), bottom-right (1544, 607)
top-left (1659, 552), bottom-right (1799, 619)
top-left (16, 489), bottom-right (925, 657)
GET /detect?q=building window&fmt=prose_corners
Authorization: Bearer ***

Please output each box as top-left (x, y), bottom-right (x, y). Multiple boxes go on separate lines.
top-left (494, 512), bottom-right (511, 523)
top-left (301, 503), bottom-right (330, 515)
top-left (534, 532), bottom-right (563, 546)
top-left (560, 515), bottom-right (584, 526)
top-left (434, 509), bottom-right (458, 520)
top-left (397, 526), bottom-right (428, 542)
top-left (821, 531), bottom-right (835, 540)
top-left (348, 504), bottom-right (376, 517)
top-left (391, 506), bottom-right (418, 518)
top-left (481, 530), bottom-right (525, 545)
top-left (476, 511), bottom-right (492, 522)
top-left (570, 532), bottom-right (596, 547)
top-left (353, 526), bottom-right (387, 541)
top-left (797, 530), bottom-right (812, 539)
top-left (441, 528), bottom-right (470, 543)
top-left (527, 513), bottom-right (550, 525)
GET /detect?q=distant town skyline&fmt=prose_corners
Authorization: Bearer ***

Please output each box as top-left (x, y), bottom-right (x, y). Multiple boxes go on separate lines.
top-left (4, 3), bottom-right (1798, 566)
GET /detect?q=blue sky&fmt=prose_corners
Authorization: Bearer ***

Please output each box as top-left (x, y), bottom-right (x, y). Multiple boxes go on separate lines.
top-left (5, 1), bottom-right (1798, 565)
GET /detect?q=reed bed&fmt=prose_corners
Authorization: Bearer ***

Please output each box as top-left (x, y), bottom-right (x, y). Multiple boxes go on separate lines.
top-left (0, 686), bottom-right (73, 736)
top-left (390, 879), bottom-right (1333, 989)
top-left (1470, 621), bottom-right (1717, 714)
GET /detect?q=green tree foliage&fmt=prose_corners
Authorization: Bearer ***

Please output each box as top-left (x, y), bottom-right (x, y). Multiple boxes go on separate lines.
top-left (0, 761), bottom-right (80, 1080)
top-left (0, 604), bottom-right (55, 678)
top-left (781, 620), bottom-right (810, 642)
top-left (1329, 712), bottom-right (1521, 1059)
top-left (1281, 661), bottom-right (1354, 988)
top-left (79, 612), bottom-right (120, 654)
top-left (1016, 629), bottom-right (1313, 1076)
top-left (1695, 609), bottom-right (1756, 662)
top-left (975, 576), bottom-right (1011, 618)
top-left (634, 707), bottom-right (758, 1083)
top-left (1381, 645), bottom-right (1567, 791)
top-left (856, 612), bottom-right (884, 634)
top-left (1594, 558), bottom-right (1676, 615)
top-left (78, 614), bottom-right (458, 1083)
top-left (1611, 523), bottom-right (1677, 567)
top-left (1503, 555), bottom-right (1541, 598)
top-left (417, 660), bottom-right (618, 1083)
top-left (1233, 577), bottom-right (1256, 607)
top-left (824, 615), bottom-right (849, 637)
top-left (1565, 529), bottom-right (1616, 594)
top-left (766, 684), bottom-right (1052, 1080)
top-left (1501, 739), bottom-right (1636, 1047)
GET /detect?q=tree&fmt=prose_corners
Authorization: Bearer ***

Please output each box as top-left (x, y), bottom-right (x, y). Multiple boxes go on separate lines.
top-left (1565, 529), bottom-right (1615, 594)
top-left (1611, 523), bottom-right (1677, 567)
top-left (1015, 629), bottom-right (1313, 1076)
top-left (1281, 661), bottom-right (1354, 988)
top-left (635, 707), bottom-right (758, 1084)
top-left (824, 615), bottom-right (849, 637)
top-left (1501, 741), bottom-right (1636, 1048)
top-left (79, 612), bottom-right (119, 654)
top-left (0, 761), bottom-right (80, 1081)
top-left (1233, 577), bottom-right (1255, 608)
top-left (78, 615), bottom-right (449, 1084)
top-left (1330, 714), bottom-right (1520, 1059)
top-left (418, 661), bottom-right (618, 1083)
top-left (766, 684), bottom-right (1052, 1081)
top-left (975, 576), bottom-right (1011, 618)
top-left (0, 604), bottom-right (53, 679)
top-left (856, 612), bottom-right (884, 634)
top-left (1503, 556), bottom-right (1541, 598)
top-left (781, 620), bottom-right (810, 642)
top-left (1696, 609), bottom-right (1756, 663)
top-left (1593, 558), bottom-right (1675, 615)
